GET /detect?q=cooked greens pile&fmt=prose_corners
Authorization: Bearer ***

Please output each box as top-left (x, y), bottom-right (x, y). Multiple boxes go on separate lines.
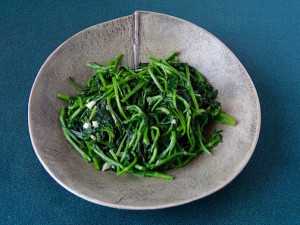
top-left (58, 52), bottom-right (236, 180)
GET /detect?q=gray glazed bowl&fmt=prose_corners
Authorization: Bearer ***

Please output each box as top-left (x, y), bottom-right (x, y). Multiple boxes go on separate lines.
top-left (28, 11), bottom-right (261, 209)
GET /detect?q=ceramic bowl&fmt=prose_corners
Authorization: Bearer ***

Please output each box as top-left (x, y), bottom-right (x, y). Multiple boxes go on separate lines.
top-left (28, 11), bottom-right (261, 209)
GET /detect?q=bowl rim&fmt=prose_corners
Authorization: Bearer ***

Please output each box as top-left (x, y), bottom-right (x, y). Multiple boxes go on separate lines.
top-left (28, 10), bottom-right (261, 210)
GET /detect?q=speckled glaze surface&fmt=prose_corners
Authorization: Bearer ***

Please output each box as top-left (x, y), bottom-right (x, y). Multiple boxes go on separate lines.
top-left (28, 11), bottom-right (261, 209)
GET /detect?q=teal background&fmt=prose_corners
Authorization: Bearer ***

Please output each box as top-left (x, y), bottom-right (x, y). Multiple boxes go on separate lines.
top-left (1, 1), bottom-right (300, 224)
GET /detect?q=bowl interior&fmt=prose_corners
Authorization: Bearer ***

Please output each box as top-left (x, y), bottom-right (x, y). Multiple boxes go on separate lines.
top-left (28, 11), bottom-right (260, 209)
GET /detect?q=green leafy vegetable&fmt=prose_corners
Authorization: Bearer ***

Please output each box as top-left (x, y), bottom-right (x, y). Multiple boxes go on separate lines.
top-left (58, 52), bottom-right (236, 180)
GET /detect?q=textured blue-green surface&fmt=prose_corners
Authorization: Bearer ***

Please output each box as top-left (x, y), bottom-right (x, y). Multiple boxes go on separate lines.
top-left (1, 1), bottom-right (300, 224)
